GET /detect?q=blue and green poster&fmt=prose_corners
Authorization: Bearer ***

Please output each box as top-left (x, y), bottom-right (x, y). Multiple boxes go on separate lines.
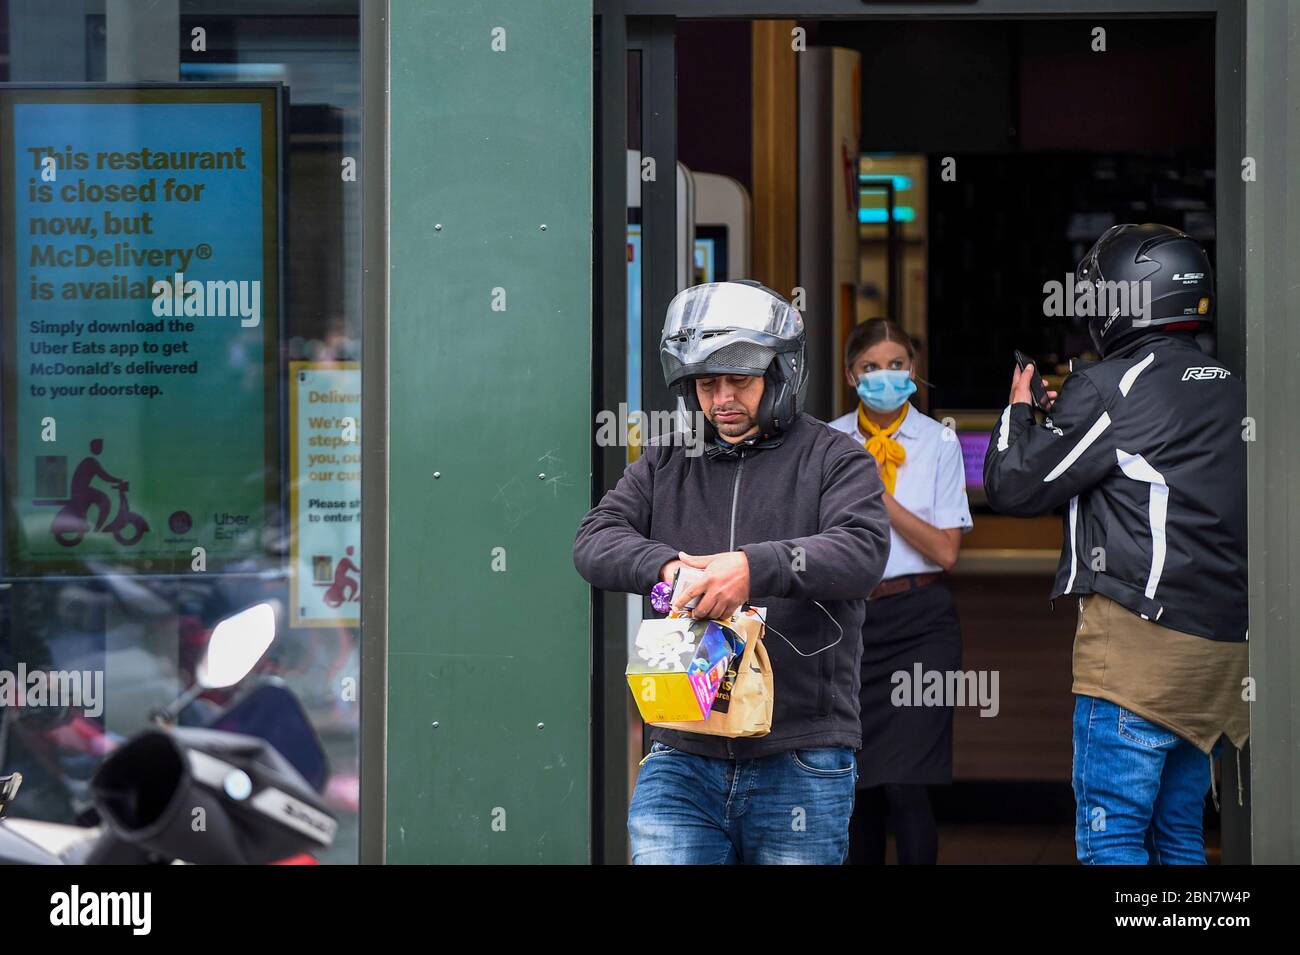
top-left (0, 86), bottom-right (282, 575)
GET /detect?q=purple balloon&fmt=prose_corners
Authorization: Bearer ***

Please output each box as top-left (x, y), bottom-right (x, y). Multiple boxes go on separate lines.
top-left (650, 580), bottom-right (674, 614)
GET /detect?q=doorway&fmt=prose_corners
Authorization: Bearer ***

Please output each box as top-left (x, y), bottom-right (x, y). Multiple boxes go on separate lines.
top-left (593, 0), bottom-right (1246, 865)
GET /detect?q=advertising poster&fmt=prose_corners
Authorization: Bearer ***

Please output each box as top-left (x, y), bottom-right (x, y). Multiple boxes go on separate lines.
top-left (289, 361), bottom-right (360, 627)
top-left (0, 85), bottom-right (281, 575)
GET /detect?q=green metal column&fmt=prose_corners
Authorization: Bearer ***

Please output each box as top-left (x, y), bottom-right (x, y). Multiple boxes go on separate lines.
top-left (386, 0), bottom-right (592, 863)
top-left (1244, 0), bottom-right (1300, 864)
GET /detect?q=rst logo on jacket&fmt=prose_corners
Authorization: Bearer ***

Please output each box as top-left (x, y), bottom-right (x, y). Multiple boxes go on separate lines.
top-left (1181, 366), bottom-right (1231, 381)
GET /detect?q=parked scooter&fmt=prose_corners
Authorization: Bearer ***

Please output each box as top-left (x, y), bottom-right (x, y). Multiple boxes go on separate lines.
top-left (0, 562), bottom-right (296, 825)
top-left (0, 599), bottom-right (336, 865)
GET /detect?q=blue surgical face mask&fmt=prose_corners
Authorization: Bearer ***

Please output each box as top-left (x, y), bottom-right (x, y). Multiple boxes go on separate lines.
top-left (856, 369), bottom-right (917, 413)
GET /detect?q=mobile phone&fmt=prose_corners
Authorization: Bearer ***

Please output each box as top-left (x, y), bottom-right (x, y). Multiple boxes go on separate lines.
top-left (672, 565), bottom-right (706, 611)
top-left (1014, 350), bottom-right (1051, 411)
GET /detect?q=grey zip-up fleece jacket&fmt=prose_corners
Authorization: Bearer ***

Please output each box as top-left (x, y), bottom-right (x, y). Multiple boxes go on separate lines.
top-left (573, 413), bottom-right (891, 759)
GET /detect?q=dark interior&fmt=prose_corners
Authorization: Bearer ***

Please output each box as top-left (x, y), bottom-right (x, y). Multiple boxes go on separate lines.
top-left (665, 16), bottom-right (1220, 862)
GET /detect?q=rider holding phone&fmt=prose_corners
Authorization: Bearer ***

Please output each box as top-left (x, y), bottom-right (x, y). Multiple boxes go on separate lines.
top-left (983, 224), bottom-right (1249, 865)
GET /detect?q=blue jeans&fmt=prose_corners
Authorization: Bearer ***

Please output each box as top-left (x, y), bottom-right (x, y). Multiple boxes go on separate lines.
top-left (627, 741), bottom-right (857, 864)
top-left (1072, 695), bottom-right (1219, 865)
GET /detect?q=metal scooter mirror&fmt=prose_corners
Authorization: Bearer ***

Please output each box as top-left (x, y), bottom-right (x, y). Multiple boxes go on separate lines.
top-left (199, 601), bottom-right (279, 688)
top-left (154, 600), bottom-right (281, 724)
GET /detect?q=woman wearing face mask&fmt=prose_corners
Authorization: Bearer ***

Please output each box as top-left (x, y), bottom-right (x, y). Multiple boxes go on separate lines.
top-left (828, 318), bottom-right (973, 865)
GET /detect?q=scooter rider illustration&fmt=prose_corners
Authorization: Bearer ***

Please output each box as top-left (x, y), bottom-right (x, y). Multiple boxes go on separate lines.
top-left (322, 545), bottom-right (360, 607)
top-left (49, 439), bottom-right (149, 547)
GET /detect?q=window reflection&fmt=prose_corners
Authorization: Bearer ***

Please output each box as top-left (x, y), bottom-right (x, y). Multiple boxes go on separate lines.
top-left (0, 1), bottom-right (362, 863)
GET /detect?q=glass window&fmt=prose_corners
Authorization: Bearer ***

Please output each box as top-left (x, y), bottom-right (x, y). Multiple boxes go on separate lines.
top-left (0, 0), bottom-right (362, 863)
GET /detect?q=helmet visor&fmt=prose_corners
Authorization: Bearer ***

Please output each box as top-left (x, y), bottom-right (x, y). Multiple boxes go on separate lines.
top-left (661, 282), bottom-right (804, 342)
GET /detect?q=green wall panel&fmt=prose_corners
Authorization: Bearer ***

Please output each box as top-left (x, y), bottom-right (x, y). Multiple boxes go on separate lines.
top-left (387, 0), bottom-right (592, 863)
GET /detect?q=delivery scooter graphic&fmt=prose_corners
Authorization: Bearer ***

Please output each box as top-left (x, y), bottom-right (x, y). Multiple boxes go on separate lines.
top-left (40, 438), bottom-right (149, 547)
top-left (321, 545), bottom-right (360, 607)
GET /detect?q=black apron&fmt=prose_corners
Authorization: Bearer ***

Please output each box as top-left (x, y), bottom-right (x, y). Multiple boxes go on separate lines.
top-left (855, 578), bottom-right (962, 788)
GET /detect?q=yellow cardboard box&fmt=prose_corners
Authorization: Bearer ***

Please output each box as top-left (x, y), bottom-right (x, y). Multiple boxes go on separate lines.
top-left (626, 617), bottom-right (734, 723)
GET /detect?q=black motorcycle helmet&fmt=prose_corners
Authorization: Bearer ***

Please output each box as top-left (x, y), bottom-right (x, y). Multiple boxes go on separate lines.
top-left (659, 280), bottom-right (807, 438)
top-left (1075, 223), bottom-right (1214, 356)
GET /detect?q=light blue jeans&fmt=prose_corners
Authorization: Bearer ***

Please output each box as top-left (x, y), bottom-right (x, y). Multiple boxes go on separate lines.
top-left (1072, 695), bottom-right (1220, 864)
top-left (628, 741), bottom-right (857, 864)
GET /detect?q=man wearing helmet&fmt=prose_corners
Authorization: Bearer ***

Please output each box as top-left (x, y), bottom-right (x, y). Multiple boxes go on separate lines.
top-left (983, 224), bottom-right (1248, 865)
top-left (574, 280), bottom-right (891, 864)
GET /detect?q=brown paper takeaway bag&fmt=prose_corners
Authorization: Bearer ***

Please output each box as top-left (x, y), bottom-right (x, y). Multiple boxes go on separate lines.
top-left (651, 609), bottom-right (773, 738)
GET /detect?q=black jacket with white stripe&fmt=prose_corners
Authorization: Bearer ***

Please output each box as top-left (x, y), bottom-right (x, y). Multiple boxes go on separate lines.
top-left (982, 332), bottom-right (1247, 642)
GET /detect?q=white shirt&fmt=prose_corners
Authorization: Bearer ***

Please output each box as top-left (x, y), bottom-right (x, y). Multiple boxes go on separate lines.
top-left (829, 404), bottom-right (974, 580)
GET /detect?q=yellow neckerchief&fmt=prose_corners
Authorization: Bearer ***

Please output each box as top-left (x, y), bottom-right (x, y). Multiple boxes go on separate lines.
top-left (857, 402), bottom-right (909, 495)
